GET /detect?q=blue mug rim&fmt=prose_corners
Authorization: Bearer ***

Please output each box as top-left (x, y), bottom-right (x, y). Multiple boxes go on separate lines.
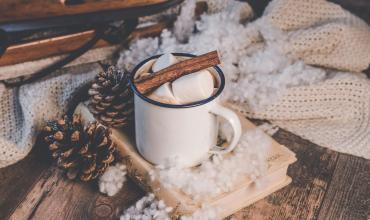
top-left (129, 52), bottom-right (225, 109)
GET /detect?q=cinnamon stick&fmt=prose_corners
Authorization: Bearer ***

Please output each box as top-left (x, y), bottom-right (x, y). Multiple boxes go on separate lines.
top-left (135, 50), bottom-right (220, 94)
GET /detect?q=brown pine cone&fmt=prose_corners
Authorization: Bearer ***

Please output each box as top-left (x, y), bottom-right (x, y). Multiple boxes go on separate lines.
top-left (43, 114), bottom-right (116, 181)
top-left (88, 66), bottom-right (134, 128)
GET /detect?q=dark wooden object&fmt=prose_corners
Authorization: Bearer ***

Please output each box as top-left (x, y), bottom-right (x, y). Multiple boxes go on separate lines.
top-left (0, 128), bottom-right (368, 220)
top-left (0, 21), bottom-right (170, 67)
top-left (0, 1), bottom-right (208, 68)
top-left (0, 0), bottom-right (168, 23)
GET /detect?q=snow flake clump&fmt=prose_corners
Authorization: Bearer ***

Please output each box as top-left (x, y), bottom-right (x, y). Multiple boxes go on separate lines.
top-left (173, 0), bottom-right (196, 42)
top-left (99, 163), bottom-right (127, 196)
top-left (120, 194), bottom-right (173, 220)
top-left (120, 194), bottom-right (220, 220)
top-left (151, 128), bottom-right (271, 200)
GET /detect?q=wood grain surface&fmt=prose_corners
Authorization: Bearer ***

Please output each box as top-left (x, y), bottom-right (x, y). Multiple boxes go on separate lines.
top-left (0, 128), bottom-right (368, 220)
top-left (229, 131), bottom-right (340, 220)
top-left (317, 155), bottom-right (370, 220)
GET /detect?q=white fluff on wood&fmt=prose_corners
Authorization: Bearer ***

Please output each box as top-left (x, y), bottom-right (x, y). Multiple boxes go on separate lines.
top-left (120, 194), bottom-right (220, 220)
top-left (99, 163), bottom-right (127, 197)
top-left (120, 194), bottom-right (173, 220)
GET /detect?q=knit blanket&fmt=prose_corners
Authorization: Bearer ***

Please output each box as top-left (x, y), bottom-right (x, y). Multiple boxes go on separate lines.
top-left (0, 65), bottom-right (97, 167)
top-left (1, 0), bottom-right (369, 168)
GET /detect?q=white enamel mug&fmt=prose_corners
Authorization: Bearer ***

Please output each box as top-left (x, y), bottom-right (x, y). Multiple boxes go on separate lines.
top-left (130, 53), bottom-right (242, 168)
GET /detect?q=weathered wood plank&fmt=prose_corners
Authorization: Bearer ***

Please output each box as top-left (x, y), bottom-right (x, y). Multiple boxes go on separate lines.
top-left (0, 145), bottom-right (51, 220)
top-left (0, 46), bottom-right (116, 81)
top-left (317, 154), bottom-right (370, 220)
top-left (92, 181), bottom-right (145, 220)
top-left (8, 165), bottom-right (144, 220)
top-left (0, 31), bottom-right (110, 67)
top-left (0, 0), bottom-right (168, 23)
top-left (0, 21), bottom-right (173, 68)
top-left (3, 128), bottom-right (369, 220)
top-left (0, 0), bottom-right (213, 68)
top-left (229, 129), bottom-right (339, 220)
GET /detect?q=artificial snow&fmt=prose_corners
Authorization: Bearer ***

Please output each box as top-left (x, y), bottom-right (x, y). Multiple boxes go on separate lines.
top-left (120, 194), bottom-right (173, 220)
top-left (173, 0), bottom-right (196, 43)
top-left (120, 193), bottom-right (220, 220)
top-left (150, 128), bottom-right (271, 200)
top-left (99, 163), bottom-right (127, 196)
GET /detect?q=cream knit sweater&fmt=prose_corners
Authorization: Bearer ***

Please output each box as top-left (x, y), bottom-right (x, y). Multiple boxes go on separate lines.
top-left (238, 0), bottom-right (370, 159)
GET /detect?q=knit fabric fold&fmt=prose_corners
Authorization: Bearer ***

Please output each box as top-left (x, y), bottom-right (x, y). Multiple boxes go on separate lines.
top-left (265, 0), bottom-right (370, 72)
top-left (237, 0), bottom-right (370, 158)
top-left (0, 64), bottom-right (98, 168)
top-left (233, 75), bottom-right (370, 159)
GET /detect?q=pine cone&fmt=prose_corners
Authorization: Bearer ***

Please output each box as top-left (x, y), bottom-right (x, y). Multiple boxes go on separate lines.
top-left (88, 66), bottom-right (134, 128)
top-left (43, 114), bottom-right (116, 181)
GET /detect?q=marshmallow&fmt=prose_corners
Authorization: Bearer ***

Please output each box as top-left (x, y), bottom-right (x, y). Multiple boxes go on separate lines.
top-left (147, 53), bottom-right (179, 104)
top-left (147, 82), bottom-right (178, 104)
top-left (147, 54), bottom-right (215, 105)
top-left (172, 70), bottom-right (215, 104)
top-left (152, 53), bottom-right (178, 72)
top-left (134, 59), bottom-right (156, 80)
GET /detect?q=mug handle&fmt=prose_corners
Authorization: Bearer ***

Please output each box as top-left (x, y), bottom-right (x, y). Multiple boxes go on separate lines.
top-left (209, 103), bottom-right (242, 154)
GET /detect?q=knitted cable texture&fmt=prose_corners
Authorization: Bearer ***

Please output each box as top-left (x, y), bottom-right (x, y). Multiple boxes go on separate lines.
top-left (233, 75), bottom-right (370, 159)
top-left (0, 64), bottom-right (97, 168)
top-left (238, 0), bottom-right (370, 158)
top-left (265, 0), bottom-right (370, 72)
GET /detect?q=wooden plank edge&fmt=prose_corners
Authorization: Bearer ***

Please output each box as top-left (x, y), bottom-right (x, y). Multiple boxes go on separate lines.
top-left (0, 21), bottom-right (170, 68)
top-left (0, 0), bottom-right (168, 23)
top-left (0, 45), bottom-right (118, 80)
top-left (0, 31), bottom-right (110, 67)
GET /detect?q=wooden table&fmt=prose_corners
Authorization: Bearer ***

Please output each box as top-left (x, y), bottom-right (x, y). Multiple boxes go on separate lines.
top-left (0, 127), bottom-right (368, 220)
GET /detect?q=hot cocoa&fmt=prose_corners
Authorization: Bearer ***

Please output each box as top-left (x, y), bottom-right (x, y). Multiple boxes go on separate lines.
top-left (145, 53), bottom-right (217, 105)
